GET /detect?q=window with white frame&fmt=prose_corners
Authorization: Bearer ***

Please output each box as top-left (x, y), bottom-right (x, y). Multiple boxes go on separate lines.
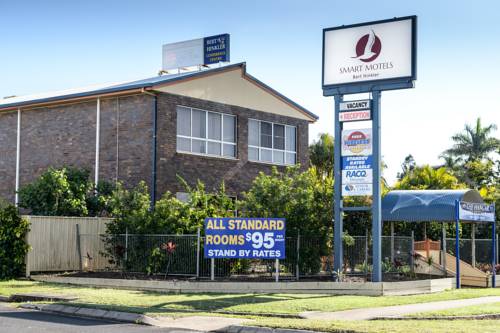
top-left (248, 119), bottom-right (296, 165)
top-left (176, 106), bottom-right (236, 158)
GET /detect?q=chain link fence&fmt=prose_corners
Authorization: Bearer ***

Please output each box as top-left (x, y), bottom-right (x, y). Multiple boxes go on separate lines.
top-left (446, 237), bottom-right (499, 272)
top-left (78, 232), bottom-right (416, 281)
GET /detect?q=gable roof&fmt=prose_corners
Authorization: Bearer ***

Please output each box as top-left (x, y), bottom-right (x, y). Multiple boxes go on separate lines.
top-left (0, 63), bottom-right (318, 122)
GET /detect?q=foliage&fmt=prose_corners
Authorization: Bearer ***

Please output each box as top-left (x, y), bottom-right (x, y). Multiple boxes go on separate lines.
top-left (309, 133), bottom-right (334, 177)
top-left (0, 202), bottom-right (30, 279)
top-left (443, 117), bottom-right (500, 162)
top-left (239, 166), bottom-right (333, 274)
top-left (18, 166), bottom-right (115, 217)
top-left (394, 165), bottom-right (463, 190)
top-left (103, 178), bottom-right (235, 274)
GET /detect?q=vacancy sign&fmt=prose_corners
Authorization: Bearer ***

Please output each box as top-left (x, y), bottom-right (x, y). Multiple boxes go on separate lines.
top-left (323, 16), bottom-right (416, 87)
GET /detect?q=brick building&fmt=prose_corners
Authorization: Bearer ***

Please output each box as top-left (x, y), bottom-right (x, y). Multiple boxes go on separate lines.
top-left (0, 63), bottom-right (318, 205)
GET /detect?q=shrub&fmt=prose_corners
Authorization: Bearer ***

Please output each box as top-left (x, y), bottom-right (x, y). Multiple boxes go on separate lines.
top-left (0, 202), bottom-right (30, 279)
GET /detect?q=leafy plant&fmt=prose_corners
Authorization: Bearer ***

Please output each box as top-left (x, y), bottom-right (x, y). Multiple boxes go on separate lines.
top-left (0, 202), bottom-right (30, 279)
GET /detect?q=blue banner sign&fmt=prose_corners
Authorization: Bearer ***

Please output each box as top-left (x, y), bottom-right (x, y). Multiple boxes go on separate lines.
top-left (204, 34), bottom-right (230, 65)
top-left (342, 155), bottom-right (372, 170)
top-left (204, 218), bottom-right (285, 259)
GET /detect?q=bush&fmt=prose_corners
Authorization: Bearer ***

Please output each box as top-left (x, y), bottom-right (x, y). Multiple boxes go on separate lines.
top-left (0, 202), bottom-right (30, 279)
top-left (18, 166), bottom-right (114, 217)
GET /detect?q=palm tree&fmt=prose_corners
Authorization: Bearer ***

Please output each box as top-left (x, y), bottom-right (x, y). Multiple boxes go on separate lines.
top-left (443, 118), bottom-right (500, 162)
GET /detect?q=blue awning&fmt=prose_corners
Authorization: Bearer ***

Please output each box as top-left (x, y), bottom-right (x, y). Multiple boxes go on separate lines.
top-left (382, 189), bottom-right (484, 222)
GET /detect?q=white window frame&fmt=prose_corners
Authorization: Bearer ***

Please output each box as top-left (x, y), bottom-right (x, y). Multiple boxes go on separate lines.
top-left (248, 119), bottom-right (297, 165)
top-left (176, 106), bottom-right (237, 159)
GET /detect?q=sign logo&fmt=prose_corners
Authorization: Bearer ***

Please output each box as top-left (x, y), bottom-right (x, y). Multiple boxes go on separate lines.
top-left (352, 30), bottom-right (381, 62)
top-left (343, 130), bottom-right (371, 154)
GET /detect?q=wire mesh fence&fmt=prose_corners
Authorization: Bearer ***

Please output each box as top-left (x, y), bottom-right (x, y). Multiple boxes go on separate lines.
top-left (446, 237), bottom-right (498, 272)
top-left (78, 232), bottom-right (416, 281)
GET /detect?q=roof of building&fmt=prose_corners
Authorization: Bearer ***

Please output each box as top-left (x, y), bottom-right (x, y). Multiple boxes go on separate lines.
top-left (0, 62), bottom-right (318, 121)
top-left (382, 189), bottom-right (485, 222)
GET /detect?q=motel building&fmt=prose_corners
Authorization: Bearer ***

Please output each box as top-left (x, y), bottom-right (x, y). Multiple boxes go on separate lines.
top-left (0, 62), bottom-right (318, 205)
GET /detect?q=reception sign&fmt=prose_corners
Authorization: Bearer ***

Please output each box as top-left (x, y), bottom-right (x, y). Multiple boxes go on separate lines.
top-left (204, 218), bottom-right (286, 259)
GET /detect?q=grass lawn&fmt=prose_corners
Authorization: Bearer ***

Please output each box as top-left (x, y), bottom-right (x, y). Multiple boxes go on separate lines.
top-left (1, 280), bottom-right (500, 317)
top-left (249, 318), bottom-right (500, 333)
top-left (408, 302), bottom-right (500, 317)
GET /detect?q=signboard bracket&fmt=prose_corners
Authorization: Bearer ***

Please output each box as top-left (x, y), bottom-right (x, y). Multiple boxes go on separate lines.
top-left (324, 79), bottom-right (414, 97)
top-left (342, 206), bottom-right (371, 212)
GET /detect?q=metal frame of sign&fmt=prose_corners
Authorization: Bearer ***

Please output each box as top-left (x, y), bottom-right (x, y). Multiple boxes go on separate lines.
top-left (322, 16), bottom-right (417, 96)
top-left (324, 16), bottom-right (418, 283)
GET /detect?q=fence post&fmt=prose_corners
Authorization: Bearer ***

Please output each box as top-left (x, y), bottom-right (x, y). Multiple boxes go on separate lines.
top-left (390, 222), bottom-right (395, 263)
top-left (471, 224), bottom-right (476, 268)
top-left (76, 224), bottom-right (82, 271)
top-left (275, 259), bottom-right (279, 282)
top-left (296, 233), bottom-right (300, 281)
top-left (210, 258), bottom-right (215, 281)
top-left (442, 223), bottom-right (447, 276)
top-left (196, 228), bottom-right (201, 278)
top-left (364, 228), bottom-right (368, 273)
top-left (410, 230), bottom-right (415, 273)
top-left (125, 228), bottom-right (129, 262)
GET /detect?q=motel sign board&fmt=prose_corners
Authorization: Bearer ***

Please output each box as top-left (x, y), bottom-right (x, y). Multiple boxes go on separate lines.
top-left (204, 218), bottom-right (286, 259)
top-left (323, 17), bottom-right (416, 89)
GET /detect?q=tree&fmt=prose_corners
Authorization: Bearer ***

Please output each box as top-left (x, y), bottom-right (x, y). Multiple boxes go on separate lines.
top-left (397, 154), bottom-right (416, 180)
top-left (394, 165), bottom-right (464, 190)
top-left (443, 118), bottom-right (500, 162)
top-left (239, 166), bottom-right (333, 274)
top-left (309, 133), bottom-right (334, 177)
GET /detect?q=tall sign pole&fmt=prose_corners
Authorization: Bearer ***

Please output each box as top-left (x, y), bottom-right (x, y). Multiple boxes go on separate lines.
top-left (322, 16), bottom-right (417, 283)
top-left (333, 95), bottom-right (344, 274)
top-left (371, 91), bottom-right (382, 282)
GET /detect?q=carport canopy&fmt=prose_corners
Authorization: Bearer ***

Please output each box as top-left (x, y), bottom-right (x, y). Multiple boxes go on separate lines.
top-left (382, 189), bottom-right (485, 222)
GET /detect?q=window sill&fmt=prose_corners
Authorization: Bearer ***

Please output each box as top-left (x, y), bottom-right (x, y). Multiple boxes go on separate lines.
top-left (175, 151), bottom-right (240, 162)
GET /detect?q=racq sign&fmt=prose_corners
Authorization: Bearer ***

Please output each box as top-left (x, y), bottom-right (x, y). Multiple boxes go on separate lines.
top-left (323, 16), bottom-right (416, 88)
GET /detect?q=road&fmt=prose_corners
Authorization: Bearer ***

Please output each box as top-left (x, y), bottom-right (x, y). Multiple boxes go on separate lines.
top-left (0, 303), bottom-right (198, 333)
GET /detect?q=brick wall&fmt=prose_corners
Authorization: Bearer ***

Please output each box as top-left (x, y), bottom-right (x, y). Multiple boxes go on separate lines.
top-left (0, 111), bottom-right (17, 202)
top-left (0, 91), bottom-right (309, 204)
top-left (155, 92), bottom-right (309, 197)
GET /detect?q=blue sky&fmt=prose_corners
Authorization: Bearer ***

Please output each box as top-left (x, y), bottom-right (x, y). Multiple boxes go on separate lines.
top-left (1, 0), bottom-right (499, 184)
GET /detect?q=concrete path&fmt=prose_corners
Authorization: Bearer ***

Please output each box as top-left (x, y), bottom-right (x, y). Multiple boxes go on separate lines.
top-left (300, 296), bottom-right (500, 320)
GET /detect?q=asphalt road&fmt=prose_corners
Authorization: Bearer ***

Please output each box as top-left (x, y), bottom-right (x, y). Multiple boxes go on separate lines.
top-left (0, 304), bottom-right (198, 333)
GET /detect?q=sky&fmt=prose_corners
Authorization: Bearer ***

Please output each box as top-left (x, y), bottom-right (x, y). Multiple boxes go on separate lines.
top-left (1, 0), bottom-right (499, 184)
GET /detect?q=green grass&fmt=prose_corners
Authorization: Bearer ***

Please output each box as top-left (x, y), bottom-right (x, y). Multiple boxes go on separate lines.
top-left (408, 302), bottom-right (500, 317)
top-left (248, 318), bottom-right (500, 333)
top-left (1, 280), bottom-right (500, 318)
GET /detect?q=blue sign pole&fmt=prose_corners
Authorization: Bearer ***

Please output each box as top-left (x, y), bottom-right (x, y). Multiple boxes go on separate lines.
top-left (455, 200), bottom-right (461, 289)
top-left (333, 94), bottom-right (344, 276)
top-left (371, 90), bottom-right (382, 282)
top-left (492, 219), bottom-right (497, 288)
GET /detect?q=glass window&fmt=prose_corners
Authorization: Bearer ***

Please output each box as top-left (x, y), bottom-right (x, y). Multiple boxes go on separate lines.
top-left (248, 119), bottom-right (259, 146)
top-left (273, 124), bottom-right (285, 150)
top-left (248, 119), bottom-right (297, 165)
top-left (285, 126), bottom-right (296, 151)
top-left (177, 106), bottom-right (191, 136)
top-left (223, 115), bottom-right (235, 143)
top-left (260, 122), bottom-right (272, 148)
top-left (176, 106), bottom-right (236, 158)
top-left (208, 112), bottom-right (221, 140)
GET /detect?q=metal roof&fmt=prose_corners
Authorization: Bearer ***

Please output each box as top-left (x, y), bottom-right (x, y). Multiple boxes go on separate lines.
top-left (0, 62), bottom-right (318, 121)
top-left (382, 189), bottom-right (485, 222)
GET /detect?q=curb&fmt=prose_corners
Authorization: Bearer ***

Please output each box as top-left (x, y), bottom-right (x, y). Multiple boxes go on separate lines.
top-left (215, 325), bottom-right (355, 333)
top-left (19, 303), bottom-right (161, 326)
top-left (371, 313), bottom-right (500, 321)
